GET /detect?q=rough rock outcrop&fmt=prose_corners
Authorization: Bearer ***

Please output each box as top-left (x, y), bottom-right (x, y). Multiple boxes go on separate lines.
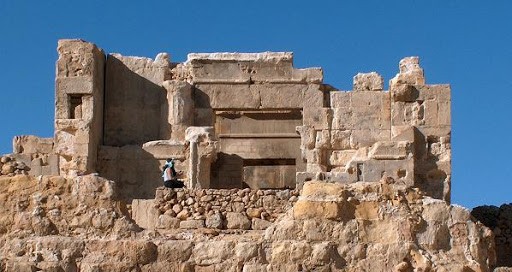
top-left (0, 175), bottom-right (497, 271)
top-left (472, 204), bottom-right (512, 268)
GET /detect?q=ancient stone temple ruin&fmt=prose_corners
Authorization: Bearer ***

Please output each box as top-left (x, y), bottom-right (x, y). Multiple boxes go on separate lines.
top-left (12, 39), bottom-right (451, 202)
top-left (8, 39), bottom-right (500, 272)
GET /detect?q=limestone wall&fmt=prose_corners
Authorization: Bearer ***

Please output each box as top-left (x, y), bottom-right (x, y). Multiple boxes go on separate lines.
top-left (54, 39), bottom-right (105, 177)
top-left (132, 187), bottom-right (298, 230)
top-left (11, 135), bottom-right (58, 176)
top-left (8, 40), bottom-right (451, 202)
top-left (103, 53), bottom-right (171, 146)
top-left (0, 175), bottom-right (497, 271)
top-left (297, 57), bottom-right (451, 202)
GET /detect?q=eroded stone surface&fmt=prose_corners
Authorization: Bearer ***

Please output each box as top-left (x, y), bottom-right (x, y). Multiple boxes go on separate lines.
top-left (0, 176), bottom-right (498, 271)
top-left (4, 39), bottom-right (501, 271)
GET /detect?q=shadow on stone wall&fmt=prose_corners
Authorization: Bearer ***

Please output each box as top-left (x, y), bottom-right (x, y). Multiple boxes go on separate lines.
top-left (97, 145), bottom-right (163, 202)
top-left (472, 204), bottom-right (512, 267)
top-left (413, 127), bottom-right (448, 201)
top-left (103, 55), bottom-right (167, 146)
top-left (210, 153), bottom-right (244, 189)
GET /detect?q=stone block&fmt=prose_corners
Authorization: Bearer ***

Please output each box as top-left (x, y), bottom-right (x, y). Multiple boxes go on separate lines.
top-left (256, 84), bottom-right (305, 109)
top-left (301, 181), bottom-right (345, 198)
top-left (353, 72), bottom-right (384, 91)
top-left (157, 240), bottom-right (194, 262)
top-left (156, 215), bottom-right (180, 229)
top-left (205, 213), bottom-right (224, 229)
top-left (187, 52), bottom-right (322, 83)
top-left (324, 171), bottom-right (357, 183)
top-left (296, 126), bottom-right (316, 150)
top-left (179, 219), bottom-right (205, 229)
top-left (42, 165), bottom-right (58, 176)
top-left (330, 130), bottom-right (351, 149)
top-left (416, 84), bottom-right (451, 102)
top-left (415, 125), bottom-right (451, 138)
top-left (368, 141), bottom-right (411, 160)
top-left (194, 84), bottom-right (260, 109)
top-left (315, 130), bottom-right (330, 149)
top-left (141, 141), bottom-right (187, 160)
top-left (330, 91), bottom-right (351, 108)
top-left (422, 99), bottom-right (439, 127)
top-left (225, 212), bottom-right (251, 229)
top-left (350, 129), bottom-right (390, 148)
top-left (192, 241), bottom-right (235, 266)
top-left (252, 64), bottom-right (322, 84)
top-left (391, 84), bottom-right (419, 102)
top-left (57, 39), bottom-right (103, 78)
top-left (293, 200), bottom-right (341, 220)
top-left (12, 135), bottom-right (54, 154)
top-left (271, 241), bottom-right (312, 263)
top-left (331, 107), bottom-right (353, 130)
top-left (303, 108), bottom-right (332, 130)
top-left (242, 264), bottom-right (268, 272)
top-left (303, 84), bottom-right (325, 108)
top-left (251, 218), bottom-right (272, 230)
top-left (306, 163), bottom-right (327, 172)
top-left (357, 218), bottom-right (399, 244)
top-left (29, 161), bottom-right (42, 176)
top-left (438, 101), bottom-right (451, 126)
top-left (354, 201), bottom-right (380, 220)
top-left (295, 172), bottom-right (316, 190)
top-left (389, 56), bottom-right (425, 87)
top-left (350, 91), bottom-right (389, 109)
top-left (132, 199), bottom-right (159, 230)
top-left (290, 68), bottom-right (323, 84)
top-left (391, 125), bottom-right (416, 141)
top-left (358, 159), bottom-right (414, 184)
top-left (220, 138), bottom-right (300, 159)
top-left (350, 91), bottom-right (391, 130)
top-left (329, 150), bottom-right (356, 167)
top-left (56, 77), bottom-right (94, 95)
top-left (189, 61), bottom-right (252, 84)
top-left (304, 149), bottom-right (326, 165)
top-left (163, 80), bottom-right (194, 131)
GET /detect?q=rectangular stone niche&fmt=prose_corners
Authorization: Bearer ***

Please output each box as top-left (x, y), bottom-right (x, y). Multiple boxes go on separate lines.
top-left (243, 158), bottom-right (296, 189)
top-left (68, 94), bottom-right (84, 119)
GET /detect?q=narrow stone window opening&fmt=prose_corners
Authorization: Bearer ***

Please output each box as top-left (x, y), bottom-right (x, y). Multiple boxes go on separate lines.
top-left (69, 94), bottom-right (83, 119)
top-left (356, 163), bottom-right (364, 182)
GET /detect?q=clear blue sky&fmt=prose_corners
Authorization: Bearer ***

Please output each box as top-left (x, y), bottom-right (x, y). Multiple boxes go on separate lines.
top-left (1, 1), bottom-right (511, 209)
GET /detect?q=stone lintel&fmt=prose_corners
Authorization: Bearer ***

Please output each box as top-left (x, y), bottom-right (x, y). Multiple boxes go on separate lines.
top-left (187, 52), bottom-right (293, 63)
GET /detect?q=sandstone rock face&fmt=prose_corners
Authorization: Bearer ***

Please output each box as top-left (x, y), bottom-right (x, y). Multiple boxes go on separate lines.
top-left (265, 181), bottom-right (496, 271)
top-left (0, 176), bottom-right (497, 271)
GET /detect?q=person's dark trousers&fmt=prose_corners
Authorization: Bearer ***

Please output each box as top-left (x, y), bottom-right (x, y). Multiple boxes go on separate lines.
top-left (164, 179), bottom-right (185, 188)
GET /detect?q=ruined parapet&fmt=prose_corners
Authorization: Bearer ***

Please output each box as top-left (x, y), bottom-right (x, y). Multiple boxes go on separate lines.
top-left (54, 39), bottom-right (105, 177)
top-left (14, 39), bottom-right (451, 201)
top-left (11, 135), bottom-right (58, 176)
top-left (297, 57), bottom-right (451, 202)
top-left (185, 52), bottom-right (323, 84)
top-left (390, 57), bottom-right (451, 201)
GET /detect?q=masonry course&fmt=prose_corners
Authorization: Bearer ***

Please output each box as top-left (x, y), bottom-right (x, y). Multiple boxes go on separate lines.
top-left (1, 39), bottom-right (508, 271)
